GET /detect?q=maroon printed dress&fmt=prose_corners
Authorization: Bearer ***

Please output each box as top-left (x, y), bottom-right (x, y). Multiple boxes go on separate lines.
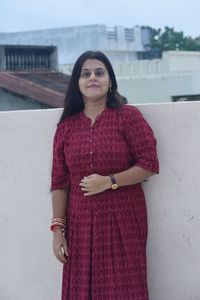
top-left (51, 105), bottom-right (159, 300)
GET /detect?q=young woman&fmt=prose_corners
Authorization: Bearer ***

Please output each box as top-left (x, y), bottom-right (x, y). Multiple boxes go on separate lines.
top-left (50, 51), bottom-right (159, 299)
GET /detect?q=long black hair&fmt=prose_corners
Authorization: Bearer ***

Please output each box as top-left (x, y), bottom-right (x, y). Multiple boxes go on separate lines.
top-left (59, 51), bottom-right (126, 124)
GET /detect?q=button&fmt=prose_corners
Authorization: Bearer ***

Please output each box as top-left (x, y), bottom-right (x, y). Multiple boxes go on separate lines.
top-left (90, 164), bottom-right (93, 168)
top-left (90, 151), bottom-right (92, 154)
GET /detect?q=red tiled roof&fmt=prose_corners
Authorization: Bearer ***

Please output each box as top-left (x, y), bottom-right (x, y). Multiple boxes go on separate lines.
top-left (0, 71), bottom-right (70, 107)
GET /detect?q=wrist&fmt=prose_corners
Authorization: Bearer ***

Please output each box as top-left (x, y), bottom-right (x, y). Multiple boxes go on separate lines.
top-left (105, 176), bottom-right (112, 190)
top-left (109, 174), bottom-right (118, 190)
top-left (52, 226), bottom-right (64, 233)
top-left (50, 217), bottom-right (66, 232)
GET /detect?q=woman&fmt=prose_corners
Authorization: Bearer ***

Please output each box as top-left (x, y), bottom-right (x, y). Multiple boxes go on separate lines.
top-left (50, 51), bottom-right (159, 299)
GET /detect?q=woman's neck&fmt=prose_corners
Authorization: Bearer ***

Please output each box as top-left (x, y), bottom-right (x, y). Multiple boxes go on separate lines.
top-left (83, 101), bottom-right (106, 118)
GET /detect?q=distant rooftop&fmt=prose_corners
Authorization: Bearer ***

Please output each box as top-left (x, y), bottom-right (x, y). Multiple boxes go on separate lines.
top-left (0, 71), bottom-right (70, 108)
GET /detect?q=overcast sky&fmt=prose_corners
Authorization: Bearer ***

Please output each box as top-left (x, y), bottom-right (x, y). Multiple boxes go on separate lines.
top-left (1, 0), bottom-right (199, 37)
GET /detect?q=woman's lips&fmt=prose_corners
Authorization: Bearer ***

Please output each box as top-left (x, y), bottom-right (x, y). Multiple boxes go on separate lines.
top-left (88, 84), bottom-right (100, 88)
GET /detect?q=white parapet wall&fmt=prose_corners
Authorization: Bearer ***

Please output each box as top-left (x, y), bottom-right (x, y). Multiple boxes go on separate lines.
top-left (116, 52), bottom-right (200, 104)
top-left (1, 102), bottom-right (200, 300)
top-left (117, 72), bottom-right (199, 104)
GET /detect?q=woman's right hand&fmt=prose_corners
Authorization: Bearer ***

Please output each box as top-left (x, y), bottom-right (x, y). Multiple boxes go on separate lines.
top-left (53, 228), bottom-right (68, 264)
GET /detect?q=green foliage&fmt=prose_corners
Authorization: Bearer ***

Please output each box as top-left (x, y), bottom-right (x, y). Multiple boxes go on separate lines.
top-left (142, 26), bottom-right (200, 51)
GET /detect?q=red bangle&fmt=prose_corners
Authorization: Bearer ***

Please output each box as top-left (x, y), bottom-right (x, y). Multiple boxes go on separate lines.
top-left (50, 224), bottom-right (64, 232)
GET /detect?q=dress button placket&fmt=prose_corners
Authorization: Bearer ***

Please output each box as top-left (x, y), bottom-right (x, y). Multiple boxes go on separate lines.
top-left (90, 124), bottom-right (94, 169)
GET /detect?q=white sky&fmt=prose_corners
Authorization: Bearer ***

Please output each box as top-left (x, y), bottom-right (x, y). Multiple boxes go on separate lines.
top-left (1, 0), bottom-right (199, 37)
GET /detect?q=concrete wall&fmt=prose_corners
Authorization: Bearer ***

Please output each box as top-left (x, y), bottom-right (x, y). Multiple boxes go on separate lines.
top-left (117, 73), bottom-right (195, 104)
top-left (115, 51), bottom-right (200, 78)
top-left (61, 51), bottom-right (200, 79)
top-left (168, 51), bottom-right (200, 72)
top-left (1, 102), bottom-right (200, 300)
top-left (114, 51), bottom-right (200, 103)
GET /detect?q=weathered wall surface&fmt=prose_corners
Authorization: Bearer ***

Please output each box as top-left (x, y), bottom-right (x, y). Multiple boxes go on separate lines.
top-left (1, 102), bottom-right (200, 300)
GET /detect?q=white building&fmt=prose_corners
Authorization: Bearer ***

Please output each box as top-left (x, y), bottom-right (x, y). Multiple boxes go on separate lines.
top-left (115, 51), bottom-right (200, 104)
top-left (0, 24), bottom-right (151, 65)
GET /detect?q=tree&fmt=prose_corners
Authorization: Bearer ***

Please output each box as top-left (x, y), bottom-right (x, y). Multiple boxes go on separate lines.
top-left (142, 26), bottom-right (200, 51)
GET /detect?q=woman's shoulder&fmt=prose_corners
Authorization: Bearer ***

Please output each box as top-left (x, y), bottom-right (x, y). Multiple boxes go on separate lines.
top-left (117, 104), bottom-right (143, 119)
top-left (57, 113), bottom-right (79, 128)
top-left (54, 114), bottom-right (78, 136)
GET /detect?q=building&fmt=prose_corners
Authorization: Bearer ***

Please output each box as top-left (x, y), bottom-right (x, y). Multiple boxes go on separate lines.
top-left (0, 45), bottom-right (69, 111)
top-left (0, 44), bottom-right (58, 71)
top-left (115, 51), bottom-right (200, 103)
top-left (1, 27), bottom-right (200, 105)
top-left (0, 24), bottom-right (152, 69)
top-left (0, 71), bottom-right (69, 111)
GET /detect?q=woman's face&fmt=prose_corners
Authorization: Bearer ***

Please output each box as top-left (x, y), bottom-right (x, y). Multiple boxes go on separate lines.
top-left (78, 59), bottom-right (111, 103)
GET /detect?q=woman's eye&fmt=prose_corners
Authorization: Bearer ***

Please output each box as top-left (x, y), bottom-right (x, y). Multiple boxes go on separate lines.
top-left (95, 70), bottom-right (105, 77)
top-left (80, 69), bottom-right (106, 78)
top-left (81, 71), bottom-right (91, 78)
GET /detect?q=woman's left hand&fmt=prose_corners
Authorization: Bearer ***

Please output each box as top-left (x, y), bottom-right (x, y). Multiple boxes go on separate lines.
top-left (80, 174), bottom-right (111, 196)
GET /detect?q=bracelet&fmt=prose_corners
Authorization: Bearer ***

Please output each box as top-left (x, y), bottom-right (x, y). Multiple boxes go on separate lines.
top-left (51, 217), bottom-right (66, 224)
top-left (50, 223), bottom-right (65, 232)
top-left (50, 217), bottom-right (66, 232)
top-left (51, 217), bottom-right (66, 221)
top-left (50, 224), bottom-right (65, 232)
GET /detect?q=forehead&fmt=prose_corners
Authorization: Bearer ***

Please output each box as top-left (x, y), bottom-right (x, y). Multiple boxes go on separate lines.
top-left (81, 59), bottom-right (107, 70)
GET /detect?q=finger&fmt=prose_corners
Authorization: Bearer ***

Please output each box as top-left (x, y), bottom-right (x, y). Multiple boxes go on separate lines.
top-left (80, 181), bottom-right (90, 186)
top-left (86, 174), bottom-right (95, 178)
top-left (80, 179), bottom-right (86, 184)
top-left (54, 247), bottom-right (67, 259)
top-left (53, 247), bottom-right (61, 255)
top-left (81, 187), bottom-right (90, 191)
top-left (84, 191), bottom-right (95, 196)
top-left (63, 240), bottom-right (68, 257)
top-left (82, 176), bottom-right (89, 182)
top-left (56, 255), bottom-right (67, 264)
top-left (59, 252), bottom-right (68, 263)
top-left (55, 254), bottom-right (65, 264)
top-left (55, 250), bottom-right (67, 263)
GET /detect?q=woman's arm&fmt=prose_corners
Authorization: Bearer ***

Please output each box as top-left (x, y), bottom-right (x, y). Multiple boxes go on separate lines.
top-left (51, 122), bottom-right (71, 264)
top-left (112, 165), bottom-right (155, 187)
top-left (80, 166), bottom-right (156, 196)
top-left (52, 189), bottom-right (68, 218)
top-left (52, 189), bottom-right (69, 264)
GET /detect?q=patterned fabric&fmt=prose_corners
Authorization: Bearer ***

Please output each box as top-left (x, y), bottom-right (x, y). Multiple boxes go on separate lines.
top-left (51, 105), bottom-right (159, 300)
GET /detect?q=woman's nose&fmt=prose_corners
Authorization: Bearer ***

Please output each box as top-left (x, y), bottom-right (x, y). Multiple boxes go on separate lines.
top-left (89, 71), bottom-right (96, 80)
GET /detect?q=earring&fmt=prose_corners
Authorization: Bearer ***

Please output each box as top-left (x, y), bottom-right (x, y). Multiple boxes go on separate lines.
top-left (109, 85), bottom-right (112, 93)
